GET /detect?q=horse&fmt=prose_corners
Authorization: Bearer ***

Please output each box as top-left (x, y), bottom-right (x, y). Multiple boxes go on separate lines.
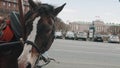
top-left (18, 0), bottom-right (66, 68)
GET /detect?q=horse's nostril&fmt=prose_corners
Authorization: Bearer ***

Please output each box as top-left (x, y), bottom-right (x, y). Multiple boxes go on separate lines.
top-left (27, 62), bottom-right (31, 68)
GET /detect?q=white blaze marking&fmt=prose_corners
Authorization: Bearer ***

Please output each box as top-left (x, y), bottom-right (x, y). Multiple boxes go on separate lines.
top-left (27, 16), bottom-right (41, 67)
top-left (27, 16), bottom-right (41, 42)
top-left (18, 16), bottom-right (41, 67)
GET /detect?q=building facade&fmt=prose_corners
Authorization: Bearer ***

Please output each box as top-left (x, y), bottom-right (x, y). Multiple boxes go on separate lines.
top-left (107, 24), bottom-right (120, 35)
top-left (93, 20), bottom-right (108, 34)
top-left (69, 21), bottom-right (91, 33)
top-left (68, 20), bottom-right (115, 35)
top-left (69, 21), bottom-right (91, 32)
top-left (0, 0), bottom-right (29, 18)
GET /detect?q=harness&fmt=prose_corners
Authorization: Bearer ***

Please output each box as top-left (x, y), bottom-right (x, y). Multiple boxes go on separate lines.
top-left (0, 11), bottom-right (57, 68)
top-left (0, 16), bottom-right (54, 68)
top-left (0, 17), bottom-right (54, 67)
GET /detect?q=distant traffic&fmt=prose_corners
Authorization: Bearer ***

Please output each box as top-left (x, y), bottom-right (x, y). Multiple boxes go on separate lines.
top-left (55, 31), bottom-right (120, 44)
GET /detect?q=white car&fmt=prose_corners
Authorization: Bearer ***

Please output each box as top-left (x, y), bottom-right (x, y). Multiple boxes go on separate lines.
top-left (55, 31), bottom-right (63, 39)
top-left (65, 31), bottom-right (75, 40)
top-left (75, 32), bottom-right (87, 41)
top-left (108, 35), bottom-right (120, 43)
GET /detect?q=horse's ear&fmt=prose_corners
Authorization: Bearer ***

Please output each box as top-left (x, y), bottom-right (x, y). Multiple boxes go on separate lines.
top-left (28, 0), bottom-right (38, 10)
top-left (54, 3), bottom-right (66, 16)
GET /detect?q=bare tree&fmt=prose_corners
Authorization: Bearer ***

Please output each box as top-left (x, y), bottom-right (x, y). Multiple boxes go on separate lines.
top-left (54, 17), bottom-right (69, 37)
top-left (108, 25), bottom-right (120, 35)
top-left (55, 17), bottom-right (69, 31)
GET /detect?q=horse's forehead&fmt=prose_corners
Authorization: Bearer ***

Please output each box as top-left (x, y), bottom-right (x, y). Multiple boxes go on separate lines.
top-left (34, 16), bottom-right (41, 23)
top-left (40, 16), bottom-right (54, 23)
top-left (27, 16), bottom-right (41, 42)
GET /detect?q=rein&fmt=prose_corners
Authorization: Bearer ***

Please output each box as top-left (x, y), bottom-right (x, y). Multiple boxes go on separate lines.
top-left (0, 41), bottom-right (23, 47)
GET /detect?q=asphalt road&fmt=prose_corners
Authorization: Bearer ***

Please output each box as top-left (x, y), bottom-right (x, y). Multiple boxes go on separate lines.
top-left (44, 39), bottom-right (120, 68)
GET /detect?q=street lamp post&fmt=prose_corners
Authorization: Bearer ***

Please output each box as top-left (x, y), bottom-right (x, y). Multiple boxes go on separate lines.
top-left (92, 21), bottom-right (95, 41)
top-left (89, 21), bottom-right (95, 41)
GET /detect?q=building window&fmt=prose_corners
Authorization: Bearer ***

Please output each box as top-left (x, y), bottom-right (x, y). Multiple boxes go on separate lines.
top-left (14, 0), bottom-right (17, 2)
top-left (3, 2), bottom-right (6, 6)
top-left (14, 4), bottom-right (16, 8)
top-left (8, 3), bottom-right (11, 7)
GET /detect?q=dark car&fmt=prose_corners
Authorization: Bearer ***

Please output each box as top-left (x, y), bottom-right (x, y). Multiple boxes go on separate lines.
top-left (94, 34), bottom-right (103, 42)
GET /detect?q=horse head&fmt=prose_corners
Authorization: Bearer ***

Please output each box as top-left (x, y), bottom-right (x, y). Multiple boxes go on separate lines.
top-left (18, 0), bottom-right (66, 68)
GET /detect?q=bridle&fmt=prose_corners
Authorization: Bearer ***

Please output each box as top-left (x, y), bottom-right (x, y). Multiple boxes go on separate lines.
top-left (24, 14), bottom-right (56, 68)
top-left (25, 40), bottom-right (50, 68)
top-left (24, 16), bottom-right (56, 67)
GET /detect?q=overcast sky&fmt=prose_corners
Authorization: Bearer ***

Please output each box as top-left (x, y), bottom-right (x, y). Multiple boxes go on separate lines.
top-left (38, 0), bottom-right (120, 24)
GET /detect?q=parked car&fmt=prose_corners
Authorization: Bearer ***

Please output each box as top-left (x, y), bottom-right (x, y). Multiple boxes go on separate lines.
top-left (55, 31), bottom-right (63, 39)
top-left (94, 34), bottom-right (103, 42)
top-left (65, 31), bottom-right (75, 40)
top-left (108, 35), bottom-right (120, 43)
top-left (75, 32), bottom-right (87, 41)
